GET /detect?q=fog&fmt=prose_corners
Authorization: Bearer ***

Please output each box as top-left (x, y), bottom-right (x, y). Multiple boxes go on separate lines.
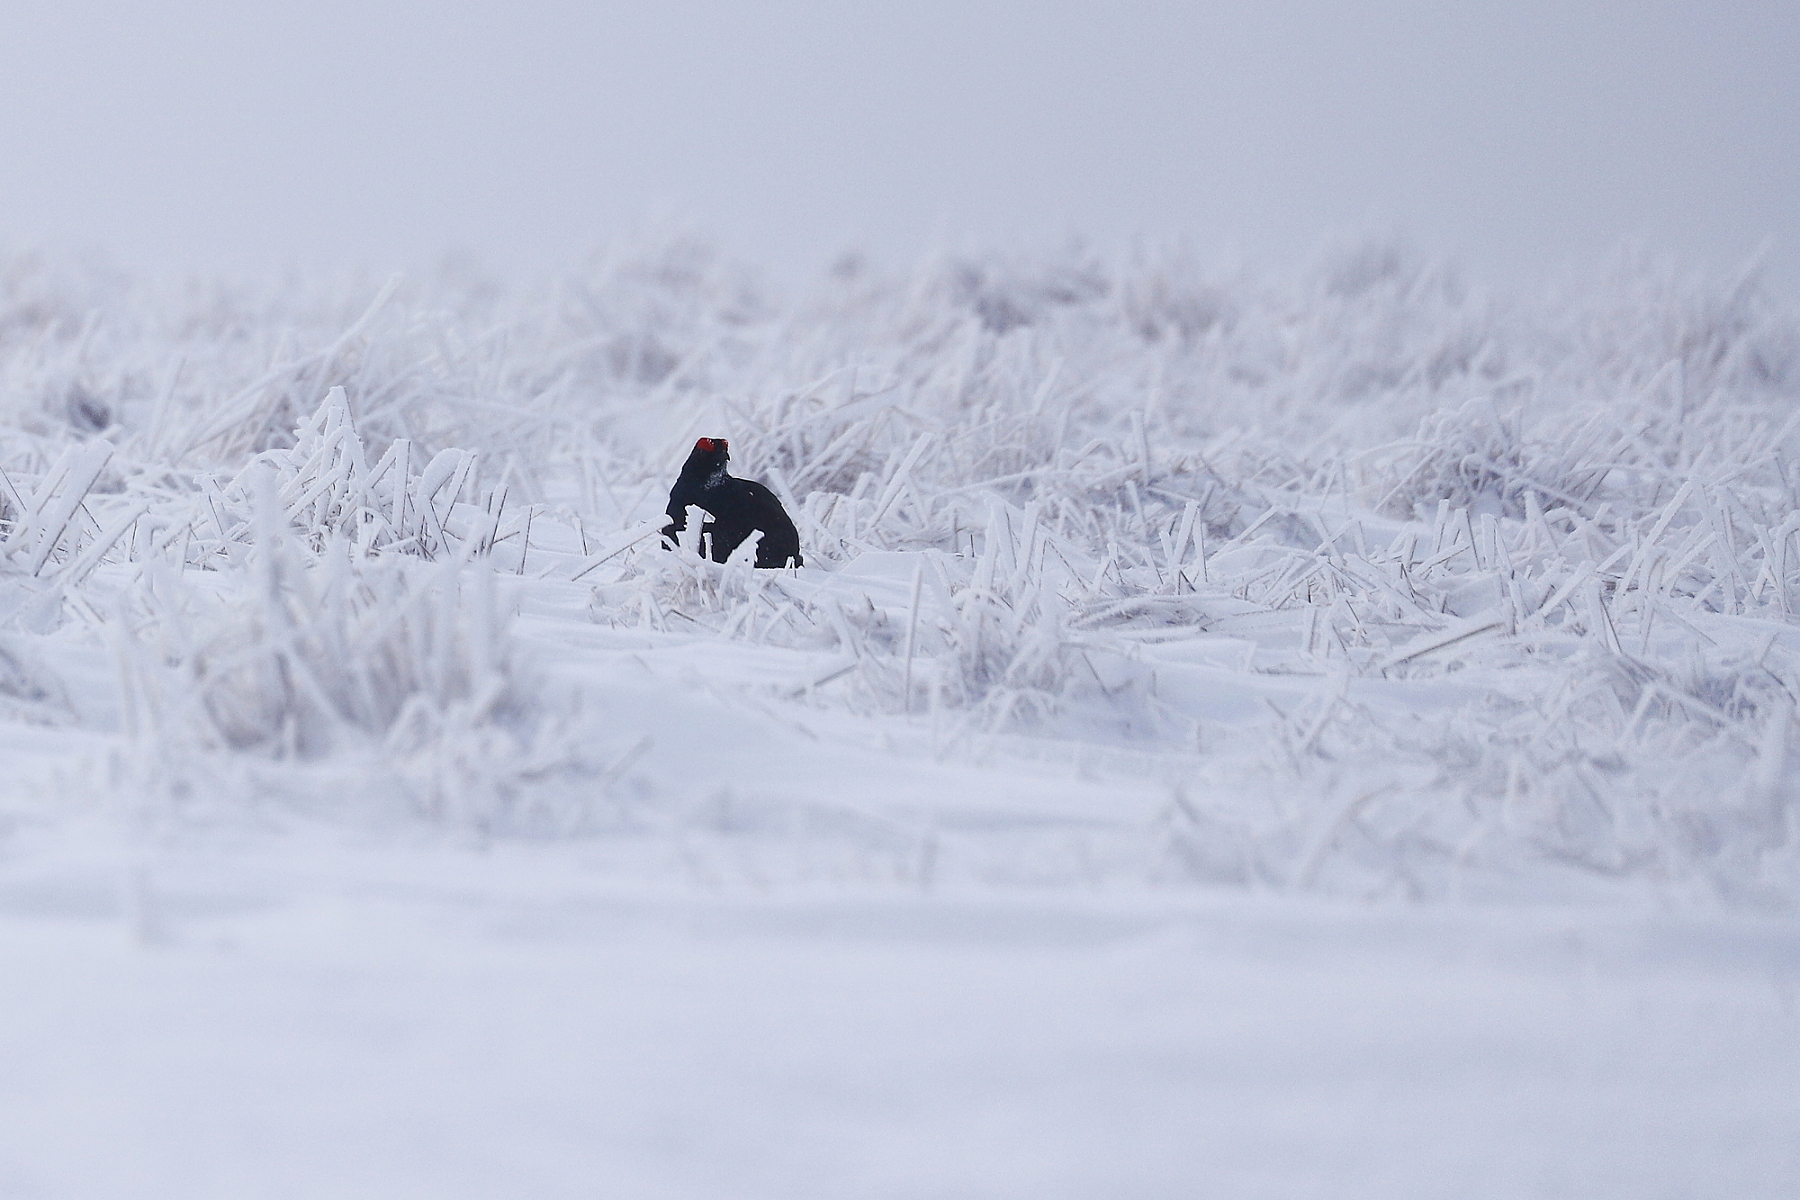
top-left (1, 0), bottom-right (1795, 287)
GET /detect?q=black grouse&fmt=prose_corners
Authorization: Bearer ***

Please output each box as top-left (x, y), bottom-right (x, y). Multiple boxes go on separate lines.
top-left (661, 437), bottom-right (804, 568)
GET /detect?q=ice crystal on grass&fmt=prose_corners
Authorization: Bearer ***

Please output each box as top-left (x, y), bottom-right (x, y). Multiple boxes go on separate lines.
top-left (112, 543), bottom-right (581, 831)
top-left (98, 394), bottom-right (584, 832)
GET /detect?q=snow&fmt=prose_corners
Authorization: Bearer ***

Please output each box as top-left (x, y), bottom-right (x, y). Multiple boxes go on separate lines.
top-left (0, 240), bottom-right (1797, 1195)
top-left (2, 836), bottom-right (1795, 1198)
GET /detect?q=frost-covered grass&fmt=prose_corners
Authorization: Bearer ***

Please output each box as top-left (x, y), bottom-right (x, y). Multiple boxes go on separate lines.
top-left (3, 240), bottom-right (1800, 1199)
top-left (1, 239), bottom-right (1798, 904)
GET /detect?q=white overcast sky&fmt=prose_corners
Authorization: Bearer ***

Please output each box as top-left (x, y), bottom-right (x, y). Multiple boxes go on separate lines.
top-left (0, 0), bottom-right (1794, 289)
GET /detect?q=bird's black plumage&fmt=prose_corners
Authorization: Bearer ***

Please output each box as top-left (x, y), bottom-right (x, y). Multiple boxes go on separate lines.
top-left (661, 437), bottom-right (804, 568)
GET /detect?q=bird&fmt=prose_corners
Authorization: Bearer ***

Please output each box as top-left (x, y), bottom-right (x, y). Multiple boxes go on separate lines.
top-left (661, 437), bottom-right (804, 568)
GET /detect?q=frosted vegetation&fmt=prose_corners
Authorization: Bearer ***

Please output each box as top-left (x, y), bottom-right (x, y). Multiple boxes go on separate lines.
top-left (2, 239), bottom-right (1797, 907)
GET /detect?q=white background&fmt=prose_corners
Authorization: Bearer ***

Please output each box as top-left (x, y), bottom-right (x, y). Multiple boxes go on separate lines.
top-left (0, 0), bottom-right (1794, 285)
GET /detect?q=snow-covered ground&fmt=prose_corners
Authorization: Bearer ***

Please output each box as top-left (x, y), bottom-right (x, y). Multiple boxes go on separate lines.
top-left (4, 833), bottom-right (1796, 1199)
top-left (0, 241), bottom-right (1797, 1195)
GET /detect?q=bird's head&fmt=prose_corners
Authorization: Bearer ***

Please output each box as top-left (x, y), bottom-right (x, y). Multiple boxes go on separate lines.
top-left (682, 436), bottom-right (731, 480)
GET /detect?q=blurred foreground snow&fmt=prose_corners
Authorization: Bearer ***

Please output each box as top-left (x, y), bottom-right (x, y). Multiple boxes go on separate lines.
top-left (2, 832), bottom-right (1795, 1199)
